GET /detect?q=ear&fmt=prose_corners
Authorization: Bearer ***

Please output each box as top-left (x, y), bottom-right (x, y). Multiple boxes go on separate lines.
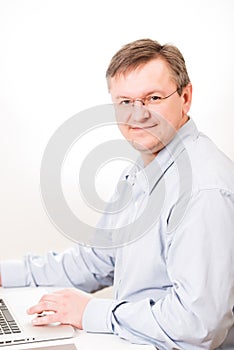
top-left (181, 83), bottom-right (192, 116)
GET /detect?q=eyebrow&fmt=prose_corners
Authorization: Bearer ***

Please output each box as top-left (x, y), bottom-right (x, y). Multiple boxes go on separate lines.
top-left (115, 89), bottom-right (165, 99)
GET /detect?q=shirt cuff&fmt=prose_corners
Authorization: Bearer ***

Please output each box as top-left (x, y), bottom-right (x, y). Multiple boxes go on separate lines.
top-left (82, 297), bottom-right (114, 333)
top-left (1, 260), bottom-right (28, 287)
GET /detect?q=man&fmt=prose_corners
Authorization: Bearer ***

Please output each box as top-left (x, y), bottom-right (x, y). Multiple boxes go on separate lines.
top-left (1, 39), bottom-right (234, 349)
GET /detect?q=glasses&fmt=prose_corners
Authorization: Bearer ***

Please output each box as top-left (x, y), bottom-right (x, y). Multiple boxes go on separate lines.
top-left (118, 88), bottom-right (179, 107)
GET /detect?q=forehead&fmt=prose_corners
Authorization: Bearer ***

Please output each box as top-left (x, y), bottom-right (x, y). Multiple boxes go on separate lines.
top-left (109, 58), bottom-right (175, 97)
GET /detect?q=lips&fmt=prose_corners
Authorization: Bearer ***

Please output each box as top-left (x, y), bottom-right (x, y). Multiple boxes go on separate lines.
top-left (130, 123), bottom-right (158, 129)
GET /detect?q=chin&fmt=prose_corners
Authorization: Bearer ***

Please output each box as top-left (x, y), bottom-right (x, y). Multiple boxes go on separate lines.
top-left (131, 139), bottom-right (163, 154)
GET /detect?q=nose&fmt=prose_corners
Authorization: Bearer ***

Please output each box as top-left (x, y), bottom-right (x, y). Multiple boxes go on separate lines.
top-left (134, 99), bottom-right (145, 107)
top-left (131, 103), bottom-right (150, 122)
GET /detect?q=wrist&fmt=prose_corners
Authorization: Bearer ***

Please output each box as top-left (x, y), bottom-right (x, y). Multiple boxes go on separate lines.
top-left (81, 295), bottom-right (93, 330)
top-left (82, 298), bottom-right (113, 333)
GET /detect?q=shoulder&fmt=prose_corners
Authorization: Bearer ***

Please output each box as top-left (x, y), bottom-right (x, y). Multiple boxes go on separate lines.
top-left (185, 131), bottom-right (234, 194)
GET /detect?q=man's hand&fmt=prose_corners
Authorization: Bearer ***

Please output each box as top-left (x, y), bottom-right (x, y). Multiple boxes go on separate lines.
top-left (0, 272), bottom-right (2, 286)
top-left (27, 288), bottom-right (92, 329)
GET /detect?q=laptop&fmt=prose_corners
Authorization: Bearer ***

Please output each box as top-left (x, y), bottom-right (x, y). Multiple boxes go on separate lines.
top-left (0, 287), bottom-right (75, 347)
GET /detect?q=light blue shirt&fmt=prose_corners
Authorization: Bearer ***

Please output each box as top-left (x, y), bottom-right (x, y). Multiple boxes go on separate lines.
top-left (1, 119), bottom-right (234, 349)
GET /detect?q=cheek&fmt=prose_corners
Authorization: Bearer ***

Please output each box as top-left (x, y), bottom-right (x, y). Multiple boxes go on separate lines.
top-left (118, 123), bottom-right (129, 138)
top-left (157, 104), bottom-right (183, 128)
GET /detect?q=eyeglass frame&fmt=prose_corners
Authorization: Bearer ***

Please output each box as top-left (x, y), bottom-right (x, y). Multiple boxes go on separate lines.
top-left (117, 88), bottom-right (180, 107)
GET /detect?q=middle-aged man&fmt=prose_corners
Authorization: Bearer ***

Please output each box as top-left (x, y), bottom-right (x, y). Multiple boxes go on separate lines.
top-left (1, 39), bottom-right (234, 350)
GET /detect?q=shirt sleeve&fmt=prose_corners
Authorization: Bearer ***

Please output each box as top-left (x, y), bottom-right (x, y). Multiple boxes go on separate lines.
top-left (1, 245), bottom-right (115, 292)
top-left (0, 166), bottom-right (130, 289)
top-left (83, 189), bottom-right (234, 349)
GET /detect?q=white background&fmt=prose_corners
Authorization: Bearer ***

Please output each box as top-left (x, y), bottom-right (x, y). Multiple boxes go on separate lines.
top-left (0, 0), bottom-right (234, 259)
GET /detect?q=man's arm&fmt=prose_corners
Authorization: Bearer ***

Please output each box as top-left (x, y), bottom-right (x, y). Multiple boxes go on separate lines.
top-left (16, 189), bottom-right (234, 349)
top-left (83, 190), bottom-right (234, 350)
top-left (3, 190), bottom-right (234, 348)
top-left (23, 189), bottom-right (234, 349)
top-left (0, 245), bottom-right (115, 292)
top-left (82, 189), bottom-right (234, 349)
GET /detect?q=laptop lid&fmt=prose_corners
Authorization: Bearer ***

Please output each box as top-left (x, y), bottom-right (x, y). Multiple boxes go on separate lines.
top-left (0, 287), bottom-right (74, 347)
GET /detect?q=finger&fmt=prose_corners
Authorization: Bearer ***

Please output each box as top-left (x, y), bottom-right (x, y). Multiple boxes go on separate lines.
top-left (27, 300), bottom-right (57, 315)
top-left (32, 312), bottom-right (59, 326)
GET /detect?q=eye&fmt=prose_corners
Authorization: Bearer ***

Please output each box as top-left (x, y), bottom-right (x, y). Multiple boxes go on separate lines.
top-left (120, 99), bottom-right (132, 105)
top-left (149, 95), bottom-right (161, 102)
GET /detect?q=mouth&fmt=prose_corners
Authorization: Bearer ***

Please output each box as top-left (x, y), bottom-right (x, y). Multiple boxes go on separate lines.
top-left (130, 123), bottom-right (158, 130)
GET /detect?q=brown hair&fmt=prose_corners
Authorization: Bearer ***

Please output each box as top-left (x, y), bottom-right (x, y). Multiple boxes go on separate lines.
top-left (106, 39), bottom-right (190, 95)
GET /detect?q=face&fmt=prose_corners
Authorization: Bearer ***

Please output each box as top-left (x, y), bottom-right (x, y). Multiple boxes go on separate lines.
top-left (109, 58), bottom-right (192, 166)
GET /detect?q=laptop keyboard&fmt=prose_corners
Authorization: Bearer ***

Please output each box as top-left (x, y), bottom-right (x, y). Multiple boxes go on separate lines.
top-left (0, 299), bottom-right (21, 335)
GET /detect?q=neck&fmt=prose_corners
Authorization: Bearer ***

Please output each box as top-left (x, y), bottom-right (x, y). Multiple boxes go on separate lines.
top-left (141, 152), bottom-right (158, 167)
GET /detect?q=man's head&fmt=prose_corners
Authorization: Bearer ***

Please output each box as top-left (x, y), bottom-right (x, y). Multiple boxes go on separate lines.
top-left (106, 39), bottom-right (192, 165)
top-left (106, 38), bottom-right (191, 94)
